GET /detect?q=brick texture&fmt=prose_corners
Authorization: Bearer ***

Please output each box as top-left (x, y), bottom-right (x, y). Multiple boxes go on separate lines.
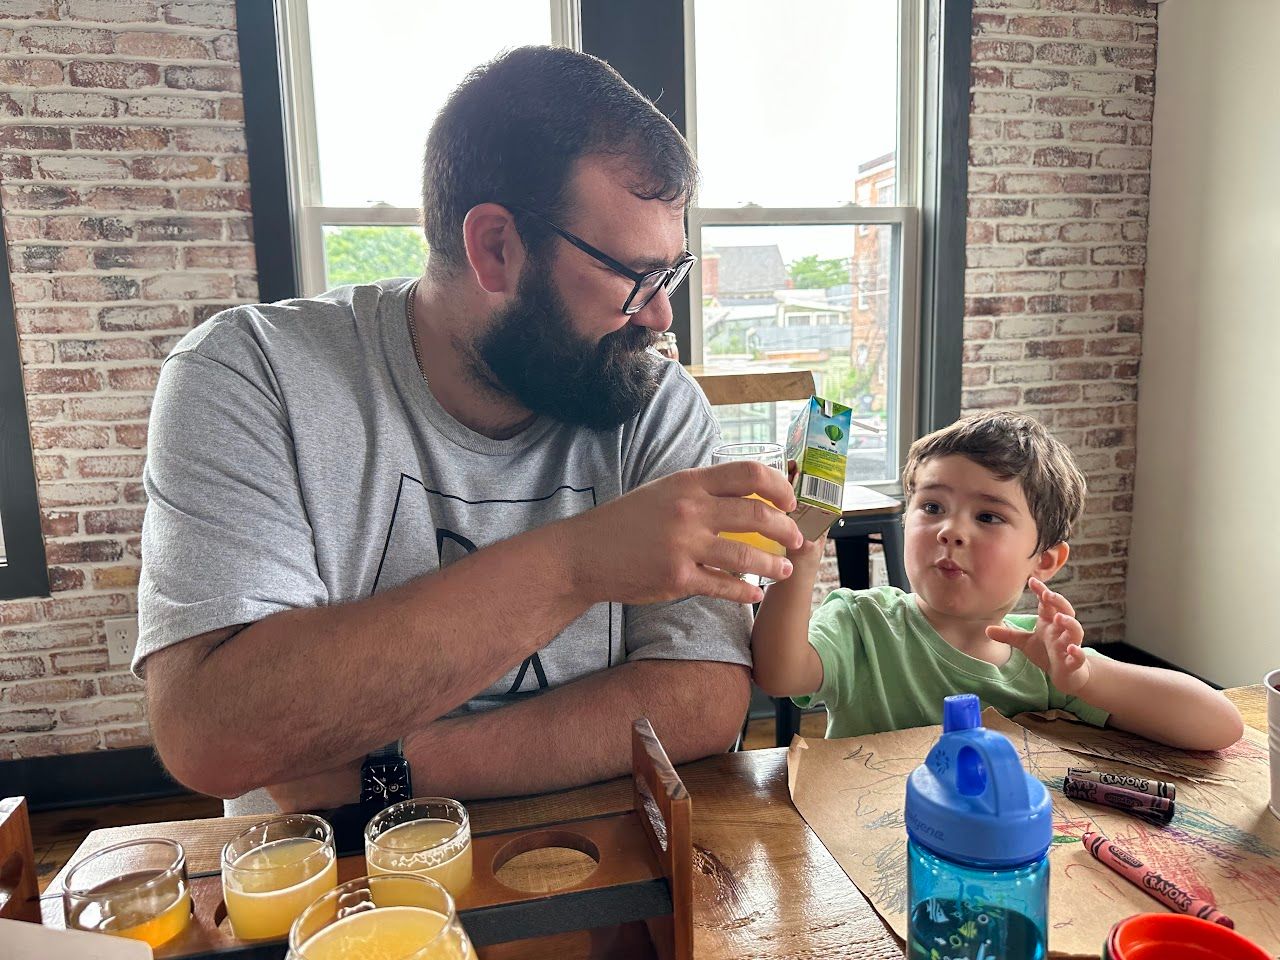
top-left (961, 0), bottom-right (1153, 640)
top-left (0, 0), bottom-right (256, 760)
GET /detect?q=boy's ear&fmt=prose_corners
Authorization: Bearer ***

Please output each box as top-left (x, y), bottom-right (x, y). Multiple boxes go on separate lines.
top-left (1033, 541), bottom-right (1070, 581)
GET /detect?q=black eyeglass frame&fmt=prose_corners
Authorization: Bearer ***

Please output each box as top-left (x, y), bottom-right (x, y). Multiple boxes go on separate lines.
top-left (505, 204), bottom-right (696, 315)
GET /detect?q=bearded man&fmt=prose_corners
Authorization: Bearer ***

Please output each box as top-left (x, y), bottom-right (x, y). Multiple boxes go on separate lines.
top-left (138, 46), bottom-right (802, 816)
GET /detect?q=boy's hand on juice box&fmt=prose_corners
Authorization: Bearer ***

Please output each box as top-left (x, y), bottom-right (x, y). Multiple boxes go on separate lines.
top-left (985, 577), bottom-right (1092, 695)
top-left (569, 461), bottom-right (802, 606)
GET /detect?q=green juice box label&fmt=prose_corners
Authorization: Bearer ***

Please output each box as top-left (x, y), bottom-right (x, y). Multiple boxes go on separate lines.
top-left (785, 396), bottom-right (851, 540)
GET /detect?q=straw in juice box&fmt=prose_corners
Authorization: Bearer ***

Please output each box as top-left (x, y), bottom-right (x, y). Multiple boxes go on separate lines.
top-left (784, 396), bottom-right (851, 541)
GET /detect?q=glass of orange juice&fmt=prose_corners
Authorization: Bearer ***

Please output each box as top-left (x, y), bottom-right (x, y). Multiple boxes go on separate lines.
top-left (712, 441), bottom-right (788, 585)
top-left (221, 812), bottom-right (337, 941)
top-left (365, 798), bottom-right (473, 899)
top-left (289, 873), bottom-right (477, 960)
top-left (62, 838), bottom-right (192, 948)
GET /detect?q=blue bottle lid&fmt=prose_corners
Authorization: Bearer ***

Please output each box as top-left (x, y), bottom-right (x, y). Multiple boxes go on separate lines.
top-left (905, 694), bottom-right (1052, 869)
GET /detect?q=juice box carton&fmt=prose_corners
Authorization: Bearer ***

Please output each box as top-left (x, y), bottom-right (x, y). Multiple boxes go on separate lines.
top-left (785, 396), bottom-right (851, 540)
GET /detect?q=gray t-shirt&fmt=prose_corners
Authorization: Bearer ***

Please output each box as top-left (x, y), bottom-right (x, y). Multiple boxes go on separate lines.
top-left (137, 277), bottom-right (751, 815)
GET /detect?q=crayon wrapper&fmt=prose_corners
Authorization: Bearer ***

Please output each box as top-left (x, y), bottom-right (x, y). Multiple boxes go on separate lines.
top-left (1081, 830), bottom-right (1234, 928)
top-left (1066, 766), bottom-right (1176, 800)
top-left (1064, 775), bottom-right (1175, 825)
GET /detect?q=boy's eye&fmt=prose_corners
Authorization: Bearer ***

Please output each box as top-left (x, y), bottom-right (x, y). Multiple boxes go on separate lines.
top-left (977, 512), bottom-right (1005, 524)
top-left (920, 501), bottom-right (942, 515)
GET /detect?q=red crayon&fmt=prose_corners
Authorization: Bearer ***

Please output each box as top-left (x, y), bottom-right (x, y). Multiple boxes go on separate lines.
top-left (1064, 776), bottom-right (1175, 825)
top-left (1081, 829), bottom-right (1234, 928)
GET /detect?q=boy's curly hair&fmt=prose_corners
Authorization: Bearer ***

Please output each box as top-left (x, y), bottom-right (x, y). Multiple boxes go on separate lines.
top-left (901, 411), bottom-right (1087, 553)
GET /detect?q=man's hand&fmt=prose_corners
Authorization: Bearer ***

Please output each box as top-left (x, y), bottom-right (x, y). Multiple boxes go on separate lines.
top-left (567, 461), bottom-right (804, 606)
top-left (986, 577), bottom-right (1091, 695)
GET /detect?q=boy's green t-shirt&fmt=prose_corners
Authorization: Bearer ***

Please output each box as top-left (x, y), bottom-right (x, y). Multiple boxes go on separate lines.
top-left (793, 585), bottom-right (1110, 738)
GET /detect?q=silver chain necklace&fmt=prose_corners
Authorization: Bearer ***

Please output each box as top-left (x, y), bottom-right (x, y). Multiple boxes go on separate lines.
top-left (405, 279), bottom-right (426, 383)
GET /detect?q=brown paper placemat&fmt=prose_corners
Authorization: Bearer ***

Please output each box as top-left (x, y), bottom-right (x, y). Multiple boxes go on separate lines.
top-left (787, 709), bottom-right (1280, 958)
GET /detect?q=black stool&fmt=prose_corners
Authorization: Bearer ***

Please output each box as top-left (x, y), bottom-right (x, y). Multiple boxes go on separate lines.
top-left (770, 512), bottom-right (909, 747)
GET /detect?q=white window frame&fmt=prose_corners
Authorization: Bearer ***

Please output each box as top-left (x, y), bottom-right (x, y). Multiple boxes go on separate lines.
top-left (682, 0), bottom-right (923, 490)
top-left (277, 0), bottom-right (583, 296)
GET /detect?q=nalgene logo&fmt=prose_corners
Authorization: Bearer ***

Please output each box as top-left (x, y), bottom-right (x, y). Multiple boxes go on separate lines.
top-left (906, 808), bottom-right (945, 841)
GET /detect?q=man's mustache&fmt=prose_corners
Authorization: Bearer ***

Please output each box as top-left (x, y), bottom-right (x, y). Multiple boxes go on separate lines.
top-left (600, 323), bottom-right (657, 357)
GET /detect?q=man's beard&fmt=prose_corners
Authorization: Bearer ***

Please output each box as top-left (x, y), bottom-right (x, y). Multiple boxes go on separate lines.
top-left (473, 264), bottom-right (662, 430)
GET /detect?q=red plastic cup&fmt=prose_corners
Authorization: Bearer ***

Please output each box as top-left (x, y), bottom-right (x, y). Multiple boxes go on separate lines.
top-left (1104, 914), bottom-right (1271, 960)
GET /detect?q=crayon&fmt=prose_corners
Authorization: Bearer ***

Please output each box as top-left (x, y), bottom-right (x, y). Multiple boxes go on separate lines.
top-left (1064, 775), bottom-right (1175, 825)
top-left (1081, 829), bottom-right (1234, 927)
top-left (1067, 766), bottom-right (1176, 801)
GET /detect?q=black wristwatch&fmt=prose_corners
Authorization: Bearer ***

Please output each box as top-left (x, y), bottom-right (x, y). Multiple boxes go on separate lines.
top-left (360, 741), bottom-right (412, 812)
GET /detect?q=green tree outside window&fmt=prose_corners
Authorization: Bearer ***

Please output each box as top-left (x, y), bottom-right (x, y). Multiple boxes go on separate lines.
top-left (324, 226), bottom-right (429, 287)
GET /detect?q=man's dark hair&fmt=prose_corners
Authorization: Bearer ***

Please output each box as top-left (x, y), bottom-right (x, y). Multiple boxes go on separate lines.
top-left (422, 45), bottom-right (697, 274)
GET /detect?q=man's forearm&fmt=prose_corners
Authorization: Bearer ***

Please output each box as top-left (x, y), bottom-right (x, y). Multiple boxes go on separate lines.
top-left (149, 521), bottom-right (590, 798)
top-left (404, 658), bottom-right (750, 799)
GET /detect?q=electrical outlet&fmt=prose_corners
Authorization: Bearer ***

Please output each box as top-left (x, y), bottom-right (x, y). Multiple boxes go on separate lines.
top-left (105, 617), bottom-right (139, 666)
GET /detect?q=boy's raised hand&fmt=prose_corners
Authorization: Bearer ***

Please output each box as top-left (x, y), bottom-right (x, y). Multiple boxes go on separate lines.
top-left (986, 577), bottom-right (1092, 695)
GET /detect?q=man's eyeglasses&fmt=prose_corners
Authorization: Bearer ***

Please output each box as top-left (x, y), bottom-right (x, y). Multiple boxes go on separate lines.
top-left (506, 204), bottom-right (696, 315)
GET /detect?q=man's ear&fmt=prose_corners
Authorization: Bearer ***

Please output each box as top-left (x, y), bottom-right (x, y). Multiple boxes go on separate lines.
top-left (1033, 541), bottom-right (1070, 582)
top-left (462, 203), bottom-right (525, 295)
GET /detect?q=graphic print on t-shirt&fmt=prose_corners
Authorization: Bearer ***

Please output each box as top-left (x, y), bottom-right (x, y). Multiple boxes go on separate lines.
top-left (370, 474), bottom-right (612, 701)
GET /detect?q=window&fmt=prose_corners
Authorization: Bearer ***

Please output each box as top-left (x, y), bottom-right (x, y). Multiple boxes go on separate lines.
top-left (278, 1), bottom-right (581, 294)
top-left (686, 0), bottom-right (921, 485)
top-left (0, 210), bottom-right (49, 600)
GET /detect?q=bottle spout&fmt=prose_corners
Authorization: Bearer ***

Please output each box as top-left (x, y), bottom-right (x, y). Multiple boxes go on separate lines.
top-left (942, 693), bottom-right (982, 733)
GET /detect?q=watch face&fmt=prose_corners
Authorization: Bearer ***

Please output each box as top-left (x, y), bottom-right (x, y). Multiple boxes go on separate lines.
top-left (360, 758), bottom-right (412, 807)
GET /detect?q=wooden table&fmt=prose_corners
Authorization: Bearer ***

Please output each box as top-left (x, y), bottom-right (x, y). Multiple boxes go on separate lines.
top-left (39, 687), bottom-right (1267, 958)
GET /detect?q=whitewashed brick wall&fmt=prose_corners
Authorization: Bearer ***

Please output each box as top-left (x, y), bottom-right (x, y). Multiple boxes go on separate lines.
top-left (0, 0), bottom-right (255, 759)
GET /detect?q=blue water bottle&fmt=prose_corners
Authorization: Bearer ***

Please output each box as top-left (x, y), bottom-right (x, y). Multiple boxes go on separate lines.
top-left (905, 694), bottom-right (1052, 960)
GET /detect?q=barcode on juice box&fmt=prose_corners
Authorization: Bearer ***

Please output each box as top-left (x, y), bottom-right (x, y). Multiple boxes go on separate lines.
top-left (800, 475), bottom-right (841, 507)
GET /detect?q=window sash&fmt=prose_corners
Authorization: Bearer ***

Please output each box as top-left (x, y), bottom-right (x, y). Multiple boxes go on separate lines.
top-left (682, 0), bottom-right (924, 491)
top-left (692, 207), bottom-right (919, 489)
top-left (279, 0), bottom-right (582, 296)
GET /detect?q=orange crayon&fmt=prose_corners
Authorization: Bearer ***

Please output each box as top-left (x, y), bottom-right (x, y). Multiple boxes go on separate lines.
top-left (1081, 829), bottom-right (1233, 928)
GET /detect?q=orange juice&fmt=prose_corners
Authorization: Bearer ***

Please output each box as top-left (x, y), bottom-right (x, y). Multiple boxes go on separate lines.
top-left (223, 836), bottom-right (338, 940)
top-left (65, 870), bottom-right (192, 947)
top-left (366, 819), bottom-right (473, 897)
top-left (718, 494), bottom-right (787, 557)
top-left (296, 905), bottom-right (477, 960)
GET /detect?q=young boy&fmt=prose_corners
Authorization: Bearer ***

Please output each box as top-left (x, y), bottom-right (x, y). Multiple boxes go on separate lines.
top-left (751, 411), bottom-right (1243, 750)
